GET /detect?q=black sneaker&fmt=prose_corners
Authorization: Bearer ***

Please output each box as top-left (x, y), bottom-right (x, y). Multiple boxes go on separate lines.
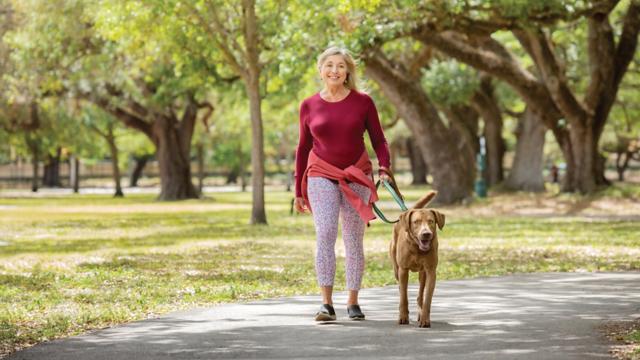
top-left (347, 304), bottom-right (365, 320)
top-left (315, 304), bottom-right (337, 321)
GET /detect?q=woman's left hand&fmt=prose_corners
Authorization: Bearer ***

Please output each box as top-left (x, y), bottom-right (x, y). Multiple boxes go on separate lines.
top-left (379, 172), bottom-right (391, 183)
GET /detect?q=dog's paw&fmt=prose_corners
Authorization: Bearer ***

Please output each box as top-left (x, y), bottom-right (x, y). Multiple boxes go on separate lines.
top-left (418, 320), bottom-right (431, 328)
top-left (398, 315), bottom-right (410, 325)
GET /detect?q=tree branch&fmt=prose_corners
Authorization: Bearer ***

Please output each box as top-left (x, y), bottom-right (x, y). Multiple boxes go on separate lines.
top-left (407, 45), bottom-right (433, 77)
top-left (185, 2), bottom-right (248, 79)
top-left (178, 93), bottom-right (199, 156)
top-left (362, 47), bottom-right (413, 85)
top-left (89, 95), bottom-right (153, 140)
top-left (105, 83), bottom-right (149, 120)
top-left (514, 28), bottom-right (588, 123)
top-left (87, 122), bottom-right (108, 139)
top-left (613, 1), bottom-right (640, 88)
top-left (197, 101), bottom-right (214, 132)
top-left (242, 0), bottom-right (260, 74)
top-left (413, 27), bottom-right (562, 123)
top-left (583, 7), bottom-right (617, 112)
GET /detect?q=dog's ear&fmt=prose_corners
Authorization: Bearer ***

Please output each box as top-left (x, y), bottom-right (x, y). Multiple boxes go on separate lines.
top-left (399, 210), bottom-right (415, 234)
top-left (430, 209), bottom-right (445, 230)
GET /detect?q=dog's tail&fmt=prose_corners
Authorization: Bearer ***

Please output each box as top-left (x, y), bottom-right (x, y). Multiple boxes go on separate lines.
top-left (413, 191), bottom-right (437, 209)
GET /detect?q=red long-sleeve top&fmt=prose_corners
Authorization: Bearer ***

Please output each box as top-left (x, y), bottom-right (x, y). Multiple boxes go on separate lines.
top-left (295, 90), bottom-right (391, 197)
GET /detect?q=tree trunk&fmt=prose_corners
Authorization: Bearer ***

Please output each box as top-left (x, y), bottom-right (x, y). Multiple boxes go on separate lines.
top-left (364, 49), bottom-right (475, 203)
top-left (153, 115), bottom-right (198, 200)
top-left (246, 81), bottom-right (265, 220)
top-left (285, 148), bottom-right (294, 192)
top-left (389, 141), bottom-right (400, 174)
top-left (106, 128), bottom-right (124, 197)
top-left (28, 139), bottom-right (39, 193)
top-left (406, 137), bottom-right (428, 185)
top-left (227, 166), bottom-right (239, 184)
top-left (240, 150), bottom-right (247, 193)
top-left (129, 155), bottom-right (150, 187)
top-left (69, 155), bottom-right (80, 193)
top-left (567, 119), bottom-right (598, 193)
top-left (615, 152), bottom-right (630, 181)
top-left (444, 104), bottom-right (480, 167)
top-left (93, 87), bottom-right (203, 201)
top-left (594, 151), bottom-right (611, 186)
top-left (196, 142), bottom-right (205, 196)
top-left (471, 77), bottom-right (505, 187)
top-left (243, 0), bottom-right (267, 224)
top-left (42, 147), bottom-right (62, 187)
top-left (413, 29), bottom-right (568, 188)
top-left (505, 107), bottom-right (546, 192)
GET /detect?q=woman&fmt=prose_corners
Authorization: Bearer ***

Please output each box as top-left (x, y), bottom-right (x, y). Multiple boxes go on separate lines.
top-left (294, 46), bottom-right (392, 321)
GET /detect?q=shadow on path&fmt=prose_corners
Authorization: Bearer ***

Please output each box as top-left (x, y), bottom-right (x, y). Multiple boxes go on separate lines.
top-left (8, 272), bottom-right (640, 360)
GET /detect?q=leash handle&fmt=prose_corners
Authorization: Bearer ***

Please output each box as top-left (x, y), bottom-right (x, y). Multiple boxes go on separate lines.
top-left (373, 179), bottom-right (408, 224)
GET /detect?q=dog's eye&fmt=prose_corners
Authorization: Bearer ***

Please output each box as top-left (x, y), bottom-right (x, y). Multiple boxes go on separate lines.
top-left (428, 219), bottom-right (435, 225)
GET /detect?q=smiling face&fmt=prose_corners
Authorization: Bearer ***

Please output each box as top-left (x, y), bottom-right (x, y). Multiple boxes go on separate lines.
top-left (319, 54), bottom-right (348, 89)
top-left (402, 209), bottom-right (445, 252)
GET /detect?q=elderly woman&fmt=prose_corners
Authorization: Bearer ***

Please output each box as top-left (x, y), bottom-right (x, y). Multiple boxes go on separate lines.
top-left (294, 46), bottom-right (392, 321)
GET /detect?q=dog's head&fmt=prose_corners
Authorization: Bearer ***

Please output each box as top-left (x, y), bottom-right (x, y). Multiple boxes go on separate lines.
top-left (398, 191), bottom-right (445, 252)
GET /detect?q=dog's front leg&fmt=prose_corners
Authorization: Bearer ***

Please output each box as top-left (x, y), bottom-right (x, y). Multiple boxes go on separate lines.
top-left (416, 271), bottom-right (426, 322)
top-left (398, 267), bottom-right (410, 325)
top-left (419, 269), bottom-right (436, 328)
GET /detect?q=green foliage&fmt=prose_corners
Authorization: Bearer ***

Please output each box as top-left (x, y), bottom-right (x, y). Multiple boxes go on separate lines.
top-left (208, 92), bottom-right (252, 175)
top-left (488, 0), bottom-right (572, 19)
top-left (422, 60), bottom-right (480, 106)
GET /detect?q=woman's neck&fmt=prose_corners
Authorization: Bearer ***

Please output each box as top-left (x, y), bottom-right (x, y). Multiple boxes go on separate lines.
top-left (321, 86), bottom-right (350, 101)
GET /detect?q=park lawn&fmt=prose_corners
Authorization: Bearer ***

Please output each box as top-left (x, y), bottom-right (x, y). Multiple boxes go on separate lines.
top-left (1, 185), bottom-right (639, 357)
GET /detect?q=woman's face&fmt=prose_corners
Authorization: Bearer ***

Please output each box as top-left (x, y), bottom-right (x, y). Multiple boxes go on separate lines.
top-left (320, 54), bottom-right (348, 88)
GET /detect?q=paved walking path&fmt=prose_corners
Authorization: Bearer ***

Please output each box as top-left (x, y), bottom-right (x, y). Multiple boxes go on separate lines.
top-left (8, 272), bottom-right (640, 359)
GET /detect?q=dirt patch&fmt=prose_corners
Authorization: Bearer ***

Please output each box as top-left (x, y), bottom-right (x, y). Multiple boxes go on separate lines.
top-left (439, 192), bottom-right (640, 220)
top-left (599, 318), bottom-right (640, 360)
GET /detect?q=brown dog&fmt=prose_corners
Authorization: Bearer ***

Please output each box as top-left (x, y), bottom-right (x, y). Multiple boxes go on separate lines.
top-left (389, 191), bottom-right (445, 328)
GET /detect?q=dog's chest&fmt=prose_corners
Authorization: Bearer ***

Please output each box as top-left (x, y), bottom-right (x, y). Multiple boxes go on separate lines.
top-left (398, 250), bottom-right (434, 272)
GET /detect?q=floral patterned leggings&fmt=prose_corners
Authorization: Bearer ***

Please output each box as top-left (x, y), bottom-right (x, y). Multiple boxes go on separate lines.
top-left (307, 176), bottom-right (371, 291)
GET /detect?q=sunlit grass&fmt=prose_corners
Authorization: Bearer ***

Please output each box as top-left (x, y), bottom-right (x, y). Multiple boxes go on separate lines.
top-left (1, 184), bottom-right (639, 357)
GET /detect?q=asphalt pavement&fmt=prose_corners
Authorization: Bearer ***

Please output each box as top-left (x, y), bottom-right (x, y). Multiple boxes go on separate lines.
top-left (8, 272), bottom-right (640, 360)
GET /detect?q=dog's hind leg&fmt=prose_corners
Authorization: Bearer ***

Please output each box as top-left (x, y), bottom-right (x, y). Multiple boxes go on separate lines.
top-left (416, 270), bottom-right (426, 322)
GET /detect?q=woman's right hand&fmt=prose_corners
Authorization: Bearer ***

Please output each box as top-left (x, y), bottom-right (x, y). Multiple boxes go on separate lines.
top-left (294, 197), bottom-right (308, 213)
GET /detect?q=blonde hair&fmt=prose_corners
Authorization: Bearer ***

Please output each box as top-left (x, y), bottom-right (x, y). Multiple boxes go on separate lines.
top-left (317, 46), bottom-right (359, 91)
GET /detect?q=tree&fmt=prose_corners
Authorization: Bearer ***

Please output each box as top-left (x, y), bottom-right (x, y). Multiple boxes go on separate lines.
top-left (603, 56), bottom-right (640, 181)
top-left (6, 0), bottom-right (214, 199)
top-left (80, 105), bottom-right (126, 197)
top-left (470, 75), bottom-right (505, 187)
top-left (361, 45), bottom-right (477, 203)
top-left (167, 0), bottom-right (291, 223)
top-left (410, 0), bottom-right (640, 193)
top-left (506, 107), bottom-right (548, 191)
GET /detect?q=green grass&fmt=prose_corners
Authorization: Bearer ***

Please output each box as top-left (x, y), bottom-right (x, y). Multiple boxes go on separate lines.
top-left (1, 185), bottom-right (639, 357)
top-left (626, 330), bottom-right (640, 357)
top-left (628, 330), bottom-right (640, 342)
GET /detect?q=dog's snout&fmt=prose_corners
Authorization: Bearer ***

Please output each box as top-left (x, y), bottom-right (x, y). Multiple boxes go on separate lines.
top-left (419, 231), bottom-right (433, 241)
